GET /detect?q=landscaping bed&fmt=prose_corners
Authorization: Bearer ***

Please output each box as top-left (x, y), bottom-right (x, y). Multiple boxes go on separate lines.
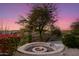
top-left (0, 34), bottom-right (20, 56)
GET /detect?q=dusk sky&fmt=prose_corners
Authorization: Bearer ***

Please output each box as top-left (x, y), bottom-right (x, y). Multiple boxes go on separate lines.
top-left (0, 3), bottom-right (79, 30)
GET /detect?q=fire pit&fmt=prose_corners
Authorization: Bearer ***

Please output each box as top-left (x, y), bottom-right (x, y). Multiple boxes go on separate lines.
top-left (17, 42), bottom-right (64, 56)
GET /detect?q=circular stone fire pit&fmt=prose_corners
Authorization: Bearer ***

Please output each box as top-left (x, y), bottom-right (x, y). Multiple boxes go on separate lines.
top-left (17, 42), bottom-right (64, 56)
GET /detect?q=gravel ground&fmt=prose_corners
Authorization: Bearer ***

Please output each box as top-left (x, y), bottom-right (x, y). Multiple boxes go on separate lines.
top-left (61, 48), bottom-right (79, 56)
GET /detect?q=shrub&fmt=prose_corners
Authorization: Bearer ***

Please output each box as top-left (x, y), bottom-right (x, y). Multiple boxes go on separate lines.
top-left (62, 33), bottom-right (79, 48)
top-left (50, 27), bottom-right (62, 41)
top-left (27, 34), bottom-right (32, 43)
top-left (19, 33), bottom-right (32, 46)
top-left (0, 34), bottom-right (20, 55)
top-left (71, 29), bottom-right (79, 35)
top-left (19, 35), bottom-right (28, 45)
top-left (62, 20), bottom-right (79, 48)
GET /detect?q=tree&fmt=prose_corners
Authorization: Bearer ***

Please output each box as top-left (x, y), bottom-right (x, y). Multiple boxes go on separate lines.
top-left (17, 3), bottom-right (57, 42)
top-left (28, 4), bottom-right (57, 41)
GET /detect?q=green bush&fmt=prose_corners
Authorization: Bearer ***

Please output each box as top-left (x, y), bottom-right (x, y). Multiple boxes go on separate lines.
top-left (62, 33), bottom-right (79, 48)
top-left (7, 38), bottom-right (20, 55)
top-left (71, 29), bottom-right (79, 35)
top-left (19, 35), bottom-right (28, 45)
top-left (19, 34), bottom-right (32, 45)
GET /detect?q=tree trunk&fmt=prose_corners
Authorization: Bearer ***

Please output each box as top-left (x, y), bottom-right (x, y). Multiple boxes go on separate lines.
top-left (28, 30), bottom-right (32, 43)
top-left (39, 27), bottom-right (43, 41)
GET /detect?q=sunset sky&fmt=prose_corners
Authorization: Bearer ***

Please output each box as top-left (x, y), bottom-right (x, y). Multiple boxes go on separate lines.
top-left (0, 3), bottom-right (79, 30)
